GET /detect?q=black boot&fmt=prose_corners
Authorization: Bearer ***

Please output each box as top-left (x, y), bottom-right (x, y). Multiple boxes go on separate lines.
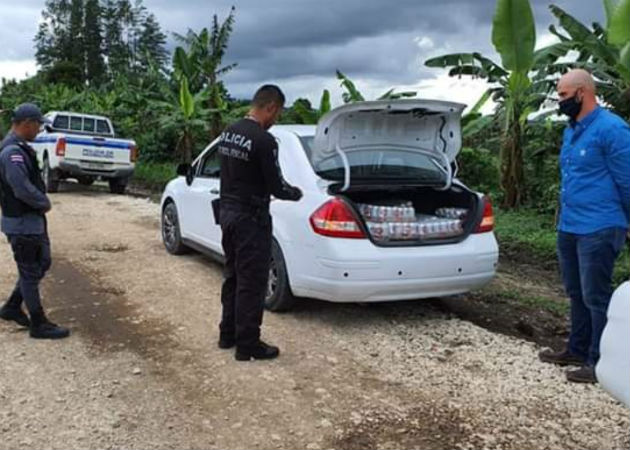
top-left (0, 302), bottom-right (30, 327)
top-left (566, 365), bottom-right (597, 384)
top-left (538, 348), bottom-right (584, 366)
top-left (218, 335), bottom-right (236, 349)
top-left (235, 340), bottom-right (280, 361)
top-left (29, 311), bottom-right (70, 340)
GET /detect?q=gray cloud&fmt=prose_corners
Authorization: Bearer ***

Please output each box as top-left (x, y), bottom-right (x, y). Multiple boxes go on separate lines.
top-left (0, 0), bottom-right (606, 101)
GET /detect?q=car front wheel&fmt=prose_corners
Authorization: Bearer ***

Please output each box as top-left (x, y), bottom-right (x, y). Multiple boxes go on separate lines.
top-left (162, 201), bottom-right (187, 255)
top-left (43, 156), bottom-right (59, 193)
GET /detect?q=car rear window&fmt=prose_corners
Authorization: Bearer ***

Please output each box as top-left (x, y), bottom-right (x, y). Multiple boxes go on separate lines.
top-left (299, 136), bottom-right (314, 160)
top-left (97, 120), bottom-right (111, 135)
top-left (70, 116), bottom-right (82, 131)
top-left (301, 136), bottom-right (446, 184)
top-left (83, 118), bottom-right (96, 133)
top-left (53, 115), bottom-right (69, 129)
top-left (314, 148), bottom-right (446, 185)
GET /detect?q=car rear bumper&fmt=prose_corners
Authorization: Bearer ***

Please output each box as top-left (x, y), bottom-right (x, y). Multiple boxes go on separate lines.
top-left (58, 160), bottom-right (134, 179)
top-left (292, 271), bottom-right (496, 302)
top-left (287, 232), bottom-right (499, 303)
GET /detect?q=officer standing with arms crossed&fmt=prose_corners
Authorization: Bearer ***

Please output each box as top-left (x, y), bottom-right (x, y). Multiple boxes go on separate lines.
top-left (217, 85), bottom-right (302, 361)
top-left (0, 103), bottom-right (70, 339)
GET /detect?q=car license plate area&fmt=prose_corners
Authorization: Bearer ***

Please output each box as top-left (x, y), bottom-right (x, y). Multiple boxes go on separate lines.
top-left (80, 161), bottom-right (111, 170)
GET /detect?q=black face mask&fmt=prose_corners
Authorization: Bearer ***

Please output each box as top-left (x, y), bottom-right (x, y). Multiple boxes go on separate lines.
top-left (558, 95), bottom-right (582, 120)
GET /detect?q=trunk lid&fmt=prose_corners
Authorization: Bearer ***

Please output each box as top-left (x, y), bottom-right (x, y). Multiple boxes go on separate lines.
top-left (311, 99), bottom-right (465, 191)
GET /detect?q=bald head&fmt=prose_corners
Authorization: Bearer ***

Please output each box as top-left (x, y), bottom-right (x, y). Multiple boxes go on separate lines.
top-left (558, 69), bottom-right (596, 94)
top-left (557, 69), bottom-right (598, 121)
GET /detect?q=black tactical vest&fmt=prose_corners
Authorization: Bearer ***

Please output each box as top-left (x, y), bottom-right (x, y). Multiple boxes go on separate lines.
top-left (0, 142), bottom-right (46, 218)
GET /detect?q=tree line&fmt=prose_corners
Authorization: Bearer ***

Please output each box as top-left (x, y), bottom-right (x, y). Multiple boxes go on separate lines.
top-left (0, 0), bottom-right (628, 212)
top-left (35, 0), bottom-right (168, 86)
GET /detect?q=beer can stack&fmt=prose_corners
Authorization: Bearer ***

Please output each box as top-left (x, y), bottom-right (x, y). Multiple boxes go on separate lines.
top-left (359, 202), bottom-right (469, 243)
top-left (435, 207), bottom-right (469, 220)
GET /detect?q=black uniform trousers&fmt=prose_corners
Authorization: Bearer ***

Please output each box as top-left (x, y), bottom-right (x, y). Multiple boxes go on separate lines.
top-left (219, 201), bottom-right (272, 348)
top-left (6, 233), bottom-right (51, 315)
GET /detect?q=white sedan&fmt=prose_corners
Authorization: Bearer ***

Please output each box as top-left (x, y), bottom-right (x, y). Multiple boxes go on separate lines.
top-left (160, 100), bottom-right (499, 311)
top-left (597, 281), bottom-right (629, 407)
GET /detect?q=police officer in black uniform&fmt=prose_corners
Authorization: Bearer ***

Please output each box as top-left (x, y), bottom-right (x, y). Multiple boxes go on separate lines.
top-left (217, 85), bottom-right (302, 361)
top-left (0, 103), bottom-right (70, 339)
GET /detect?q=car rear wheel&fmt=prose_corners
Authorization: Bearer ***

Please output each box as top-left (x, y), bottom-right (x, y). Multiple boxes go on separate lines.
top-left (162, 201), bottom-right (188, 255)
top-left (43, 156), bottom-right (59, 193)
top-left (109, 177), bottom-right (127, 194)
top-left (265, 239), bottom-right (296, 312)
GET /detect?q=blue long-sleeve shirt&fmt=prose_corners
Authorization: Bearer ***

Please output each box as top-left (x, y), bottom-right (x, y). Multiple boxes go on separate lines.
top-left (0, 132), bottom-right (50, 235)
top-left (558, 106), bottom-right (630, 234)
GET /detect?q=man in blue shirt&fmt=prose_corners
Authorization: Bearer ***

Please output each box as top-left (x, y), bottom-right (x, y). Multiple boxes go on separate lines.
top-left (539, 70), bottom-right (629, 383)
top-left (0, 103), bottom-right (70, 339)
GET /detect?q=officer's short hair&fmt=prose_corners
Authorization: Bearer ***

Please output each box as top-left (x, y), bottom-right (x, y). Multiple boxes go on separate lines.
top-left (252, 85), bottom-right (285, 108)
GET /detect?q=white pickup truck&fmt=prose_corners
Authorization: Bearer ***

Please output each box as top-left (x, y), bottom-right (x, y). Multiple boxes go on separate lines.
top-left (32, 111), bottom-right (137, 194)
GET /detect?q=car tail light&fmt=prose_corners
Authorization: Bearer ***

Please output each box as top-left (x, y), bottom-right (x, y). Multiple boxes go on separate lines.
top-left (475, 196), bottom-right (495, 233)
top-left (55, 137), bottom-right (66, 157)
top-left (130, 145), bottom-right (139, 163)
top-left (310, 198), bottom-right (367, 239)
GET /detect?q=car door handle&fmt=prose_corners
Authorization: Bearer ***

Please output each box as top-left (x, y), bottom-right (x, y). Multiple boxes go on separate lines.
top-left (210, 189), bottom-right (220, 195)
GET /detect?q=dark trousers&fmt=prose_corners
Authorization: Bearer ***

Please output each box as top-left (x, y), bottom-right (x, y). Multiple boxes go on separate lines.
top-left (6, 233), bottom-right (51, 316)
top-left (558, 227), bottom-right (626, 366)
top-left (219, 204), bottom-right (272, 348)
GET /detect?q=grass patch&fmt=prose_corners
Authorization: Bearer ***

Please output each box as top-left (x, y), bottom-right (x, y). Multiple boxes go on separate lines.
top-left (494, 209), bottom-right (557, 259)
top-left (495, 288), bottom-right (569, 317)
top-left (494, 209), bottom-right (630, 286)
top-left (132, 161), bottom-right (178, 190)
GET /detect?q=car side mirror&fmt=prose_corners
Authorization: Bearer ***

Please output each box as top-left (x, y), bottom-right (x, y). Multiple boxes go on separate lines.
top-left (43, 124), bottom-right (53, 133)
top-left (177, 163), bottom-right (194, 185)
top-left (176, 163), bottom-right (190, 176)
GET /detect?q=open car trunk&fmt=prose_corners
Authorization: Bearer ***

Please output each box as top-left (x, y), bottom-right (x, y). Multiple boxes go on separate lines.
top-left (338, 183), bottom-right (482, 247)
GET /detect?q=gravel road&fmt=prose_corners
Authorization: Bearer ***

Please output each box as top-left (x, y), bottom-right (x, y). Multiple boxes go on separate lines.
top-left (0, 189), bottom-right (627, 450)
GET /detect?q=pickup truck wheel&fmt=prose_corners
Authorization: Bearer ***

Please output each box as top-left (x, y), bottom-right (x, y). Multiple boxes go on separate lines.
top-left (162, 201), bottom-right (188, 255)
top-left (265, 239), bottom-right (296, 312)
top-left (108, 177), bottom-right (127, 194)
top-left (43, 156), bottom-right (59, 193)
top-left (77, 176), bottom-right (95, 186)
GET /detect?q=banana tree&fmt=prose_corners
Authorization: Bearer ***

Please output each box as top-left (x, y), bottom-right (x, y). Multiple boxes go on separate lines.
top-left (291, 90), bottom-right (331, 124)
top-left (173, 7), bottom-right (237, 140)
top-left (336, 70), bottom-right (416, 103)
top-left (536, 1), bottom-right (630, 119)
top-left (425, 0), bottom-right (553, 208)
top-left (151, 77), bottom-right (212, 163)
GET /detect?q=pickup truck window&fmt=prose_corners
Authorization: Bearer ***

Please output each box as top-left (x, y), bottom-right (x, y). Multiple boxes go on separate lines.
top-left (70, 116), bottom-right (82, 131)
top-left (97, 120), bottom-right (111, 135)
top-left (53, 115), bottom-right (69, 129)
top-left (83, 118), bottom-right (96, 133)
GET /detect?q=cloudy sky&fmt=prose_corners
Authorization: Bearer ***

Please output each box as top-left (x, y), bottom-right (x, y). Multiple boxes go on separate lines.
top-left (0, 0), bottom-right (604, 110)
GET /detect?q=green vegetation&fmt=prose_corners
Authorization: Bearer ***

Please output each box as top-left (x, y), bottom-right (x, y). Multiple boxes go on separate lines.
top-left (495, 209), bottom-right (630, 287)
top-left (132, 162), bottom-right (177, 190)
top-left (492, 287), bottom-right (570, 316)
top-left (425, 0), bottom-right (630, 210)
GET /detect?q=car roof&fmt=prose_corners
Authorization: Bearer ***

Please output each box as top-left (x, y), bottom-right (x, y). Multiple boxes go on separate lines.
top-left (270, 124), bottom-right (315, 137)
top-left (46, 111), bottom-right (111, 122)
